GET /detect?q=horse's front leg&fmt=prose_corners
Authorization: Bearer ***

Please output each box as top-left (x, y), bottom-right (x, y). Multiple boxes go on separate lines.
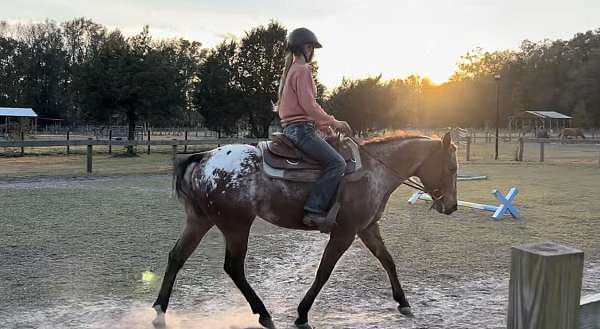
top-left (295, 232), bottom-right (355, 329)
top-left (358, 222), bottom-right (413, 317)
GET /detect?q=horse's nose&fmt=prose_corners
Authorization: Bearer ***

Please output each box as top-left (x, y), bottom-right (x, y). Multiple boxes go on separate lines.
top-left (445, 204), bottom-right (458, 215)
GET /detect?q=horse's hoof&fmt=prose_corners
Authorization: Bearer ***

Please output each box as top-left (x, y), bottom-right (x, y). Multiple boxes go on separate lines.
top-left (259, 315), bottom-right (276, 329)
top-left (294, 323), bottom-right (312, 329)
top-left (152, 305), bottom-right (166, 328)
top-left (398, 306), bottom-right (414, 318)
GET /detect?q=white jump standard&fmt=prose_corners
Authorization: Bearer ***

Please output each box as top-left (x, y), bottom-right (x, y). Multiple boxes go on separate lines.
top-left (408, 187), bottom-right (521, 220)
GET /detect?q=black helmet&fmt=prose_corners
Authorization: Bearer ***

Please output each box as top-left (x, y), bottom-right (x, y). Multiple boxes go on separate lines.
top-left (287, 27), bottom-right (322, 51)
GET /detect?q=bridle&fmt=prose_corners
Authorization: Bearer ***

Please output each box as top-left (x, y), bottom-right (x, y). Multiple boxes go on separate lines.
top-left (347, 135), bottom-right (445, 209)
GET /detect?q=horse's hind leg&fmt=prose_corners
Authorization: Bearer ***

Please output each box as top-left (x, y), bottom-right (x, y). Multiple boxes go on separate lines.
top-left (295, 232), bottom-right (355, 329)
top-left (220, 220), bottom-right (275, 329)
top-left (358, 223), bottom-right (413, 317)
top-left (153, 207), bottom-right (213, 322)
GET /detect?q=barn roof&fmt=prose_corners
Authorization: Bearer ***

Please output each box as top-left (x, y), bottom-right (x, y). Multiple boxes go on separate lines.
top-left (514, 111), bottom-right (571, 119)
top-left (524, 110), bottom-right (571, 119)
top-left (0, 107), bottom-right (38, 117)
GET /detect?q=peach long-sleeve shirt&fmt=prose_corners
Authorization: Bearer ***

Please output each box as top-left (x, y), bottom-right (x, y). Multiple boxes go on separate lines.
top-left (278, 61), bottom-right (335, 128)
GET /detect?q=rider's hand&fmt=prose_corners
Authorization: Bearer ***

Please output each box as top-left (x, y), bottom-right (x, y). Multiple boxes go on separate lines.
top-left (318, 125), bottom-right (336, 136)
top-left (333, 120), bottom-right (352, 135)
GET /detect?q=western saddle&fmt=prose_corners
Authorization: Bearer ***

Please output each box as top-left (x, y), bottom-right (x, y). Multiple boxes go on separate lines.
top-left (258, 133), bottom-right (363, 182)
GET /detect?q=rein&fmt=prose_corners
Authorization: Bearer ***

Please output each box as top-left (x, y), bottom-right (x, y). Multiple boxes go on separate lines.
top-left (348, 135), bottom-right (445, 207)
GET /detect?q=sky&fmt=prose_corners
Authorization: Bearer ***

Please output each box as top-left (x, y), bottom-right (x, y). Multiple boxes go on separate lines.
top-left (2, 0), bottom-right (600, 88)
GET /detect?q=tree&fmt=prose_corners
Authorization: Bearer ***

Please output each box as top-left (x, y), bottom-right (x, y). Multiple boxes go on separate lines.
top-left (327, 75), bottom-right (396, 135)
top-left (193, 41), bottom-right (245, 137)
top-left (236, 21), bottom-right (287, 137)
top-left (74, 27), bottom-right (188, 154)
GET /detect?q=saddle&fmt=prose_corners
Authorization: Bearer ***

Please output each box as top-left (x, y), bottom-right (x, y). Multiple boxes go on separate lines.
top-left (258, 133), bottom-right (363, 182)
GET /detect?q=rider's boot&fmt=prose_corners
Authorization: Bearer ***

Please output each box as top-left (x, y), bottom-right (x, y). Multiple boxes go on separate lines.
top-left (303, 212), bottom-right (337, 233)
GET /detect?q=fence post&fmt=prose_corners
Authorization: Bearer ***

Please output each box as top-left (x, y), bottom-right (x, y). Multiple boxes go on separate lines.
top-left (147, 129), bottom-right (151, 155)
top-left (518, 137), bottom-right (524, 162)
top-left (539, 141), bottom-right (545, 162)
top-left (184, 130), bottom-right (188, 153)
top-left (507, 241), bottom-right (583, 329)
top-left (20, 131), bottom-right (25, 156)
top-left (108, 129), bottom-right (112, 155)
top-left (66, 130), bottom-right (70, 155)
top-left (86, 138), bottom-right (93, 175)
top-left (465, 136), bottom-right (471, 162)
top-left (172, 140), bottom-right (177, 164)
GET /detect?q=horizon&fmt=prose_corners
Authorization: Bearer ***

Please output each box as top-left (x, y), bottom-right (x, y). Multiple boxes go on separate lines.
top-left (2, 0), bottom-right (600, 88)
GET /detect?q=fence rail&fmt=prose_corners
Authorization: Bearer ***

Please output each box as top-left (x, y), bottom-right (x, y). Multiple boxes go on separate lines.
top-left (0, 138), bottom-right (264, 175)
top-left (460, 137), bottom-right (600, 166)
top-left (0, 138), bottom-right (261, 148)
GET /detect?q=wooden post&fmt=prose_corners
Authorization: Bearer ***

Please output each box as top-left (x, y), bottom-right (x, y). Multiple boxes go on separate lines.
top-left (108, 129), bottom-right (112, 155)
top-left (172, 140), bottom-right (177, 164)
top-left (86, 138), bottom-right (93, 175)
top-left (539, 141), bottom-right (545, 162)
top-left (518, 137), bottom-right (524, 162)
top-left (507, 241), bottom-right (584, 329)
top-left (66, 130), bottom-right (70, 155)
top-left (20, 131), bottom-right (25, 156)
top-left (465, 136), bottom-right (471, 162)
top-left (147, 129), bottom-right (151, 155)
top-left (184, 130), bottom-right (188, 153)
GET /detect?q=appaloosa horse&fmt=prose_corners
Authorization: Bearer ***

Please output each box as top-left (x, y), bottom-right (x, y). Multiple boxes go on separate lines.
top-left (152, 132), bottom-right (458, 329)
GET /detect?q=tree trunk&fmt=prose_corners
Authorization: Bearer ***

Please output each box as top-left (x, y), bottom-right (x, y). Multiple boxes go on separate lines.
top-left (127, 111), bottom-right (137, 155)
top-left (260, 121), bottom-right (271, 138)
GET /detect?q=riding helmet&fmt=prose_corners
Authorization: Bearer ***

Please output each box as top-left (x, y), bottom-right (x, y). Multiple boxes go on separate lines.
top-left (287, 27), bottom-right (322, 51)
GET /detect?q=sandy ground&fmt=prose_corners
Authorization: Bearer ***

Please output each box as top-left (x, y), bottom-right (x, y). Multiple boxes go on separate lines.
top-left (1, 161), bottom-right (599, 329)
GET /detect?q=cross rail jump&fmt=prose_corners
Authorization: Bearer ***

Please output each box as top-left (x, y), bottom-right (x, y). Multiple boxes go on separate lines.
top-left (408, 187), bottom-right (521, 220)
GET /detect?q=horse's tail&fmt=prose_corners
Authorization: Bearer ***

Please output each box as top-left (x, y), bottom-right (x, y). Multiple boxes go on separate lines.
top-left (173, 152), bottom-right (207, 201)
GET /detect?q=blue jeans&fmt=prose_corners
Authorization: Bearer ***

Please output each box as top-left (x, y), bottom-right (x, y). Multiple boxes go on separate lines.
top-left (283, 122), bottom-right (346, 214)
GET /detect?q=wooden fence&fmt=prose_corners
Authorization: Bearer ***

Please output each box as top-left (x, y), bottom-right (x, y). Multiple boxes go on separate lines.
top-left (461, 137), bottom-right (600, 166)
top-left (508, 241), bottom-right (600, 329)
top-left (0, 138), bottom-right (262, 174)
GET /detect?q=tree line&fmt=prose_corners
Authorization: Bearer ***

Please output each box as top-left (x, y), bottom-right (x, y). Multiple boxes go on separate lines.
top-left (328, 30), bottom-right (600, 132)
top-left (1, 18), bottom-right (599, 143)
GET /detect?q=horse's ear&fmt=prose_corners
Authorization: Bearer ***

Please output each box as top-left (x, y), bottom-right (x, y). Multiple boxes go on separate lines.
top-left (442, 132), bottom-right (452, 149)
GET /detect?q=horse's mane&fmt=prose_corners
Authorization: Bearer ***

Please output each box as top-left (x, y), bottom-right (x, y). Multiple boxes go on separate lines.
top-left (361, 130), bottom-right (430, 145)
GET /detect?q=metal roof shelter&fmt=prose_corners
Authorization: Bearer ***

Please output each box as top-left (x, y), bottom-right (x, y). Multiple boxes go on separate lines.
top-left (0, 107), bottom-right (38, 117)
top-left (521, 111), bottom-right (571, 120)
top-left (0, 107), bottom-right (39, 137)
top-left (509, 110), bottom-right (572, 131)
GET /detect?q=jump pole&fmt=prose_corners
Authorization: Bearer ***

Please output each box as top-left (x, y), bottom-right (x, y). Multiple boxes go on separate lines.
top-left (408, 187), bottom-right (520, 220)
top-left (457, 175), bottom-right (487, 181)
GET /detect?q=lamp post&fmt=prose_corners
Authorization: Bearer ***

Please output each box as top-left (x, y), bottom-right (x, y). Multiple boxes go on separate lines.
top-left (494, 74), bottom-right (501, 160)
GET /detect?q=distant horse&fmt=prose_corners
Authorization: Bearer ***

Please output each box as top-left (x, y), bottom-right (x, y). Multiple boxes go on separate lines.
top-left (152, 132), bottom-right (458, 329)
top-left (559, 128), bottom-right (585, 139)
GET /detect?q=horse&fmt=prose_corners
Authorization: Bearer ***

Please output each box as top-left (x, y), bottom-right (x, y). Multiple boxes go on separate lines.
top-left (559, 128), bottom-right (585, 139)
top-left (152, 132), bottom-right (459, 329)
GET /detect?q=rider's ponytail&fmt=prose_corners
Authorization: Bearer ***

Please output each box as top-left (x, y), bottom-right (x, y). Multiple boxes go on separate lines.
top-left (275, 51), bottom-right (294, 111)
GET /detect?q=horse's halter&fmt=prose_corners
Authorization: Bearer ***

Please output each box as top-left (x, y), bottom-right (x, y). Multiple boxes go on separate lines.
top-left (348, 136), bottom-right (446, 210)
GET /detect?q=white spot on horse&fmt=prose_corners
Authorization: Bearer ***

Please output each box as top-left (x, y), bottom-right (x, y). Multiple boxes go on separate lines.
top-left (200, 145), bottom-right (260, 191)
